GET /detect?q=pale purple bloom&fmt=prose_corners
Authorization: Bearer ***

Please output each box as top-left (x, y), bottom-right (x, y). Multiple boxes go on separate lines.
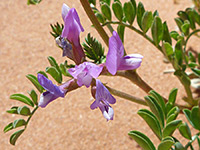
top-left (68, 62), bottom-right (103, 88)
top-left (61, 7), bottom-right (85, 64)
top-left (106, 31), bottom-right (143, 75)
top-left (90, 79), bottom-right (116, 121)
top-left (62, 3), bottom-right (70, 20)
top-left (38, 74), bottom-right (66, 108)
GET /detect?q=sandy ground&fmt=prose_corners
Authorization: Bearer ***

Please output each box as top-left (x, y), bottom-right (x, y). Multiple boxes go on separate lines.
top-left (1, 0), bottom-right (200, 149)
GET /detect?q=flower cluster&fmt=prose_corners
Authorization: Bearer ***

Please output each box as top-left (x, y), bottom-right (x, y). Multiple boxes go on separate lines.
top-left (37, 4), bottom-right (143, 121)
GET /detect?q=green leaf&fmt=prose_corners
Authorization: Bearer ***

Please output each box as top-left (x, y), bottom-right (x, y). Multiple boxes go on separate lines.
top-left (186, 8), bottom-right (196, 30)
top-left (198, 53), bottom-right (200, 65)
top-left (27, 0), bottom-right (42, 5)
top-left (188, 51), bottom-right (196, 63)
top-left (141, 11), bottom-right (153, 33)
top-left (95, 12), bottom-right (105, 23)
top-left (162, 120), bottom-right (182, 138)
top-left (168, 88), bottom-right (178, 105)
top-left (13, 119), bottom-right (26, 128)
top-left (137, 2), bottom-right (145, 30)
top-left (166, 107), bottom-right (180, 124)
top-left (191, 68), bottom-right (200, 77)
top-left (37, 71), bottom-right (48, 78)
top-left (157, 137), bottom-right (175, 150)
top-left (181, 20), bottom-right (190, 36)
top-left (179, 122), bottom-right (192, 140)
top-left (4, 122), bottom-right (13, 133)
top-left (117, 25), bottom-right (125, 43)
top-left (10, 129), bottom-right (25, 145)
top-left (47, 56), bottom-right (62, 81)
top-left (10, 94), bottom-right (34, 107)
top-left (59, 63), bottom-right (72, 77)
top-left (174, 40), bottom-right (183, 66)
top-left (17, 106), bottom-right (31, 116)
top-left (46, 66), bottom-right (62, 83)
top-left (190, 106), bottom-right (200, 130)
top-left (138, 109), bottom-right (162, 140)
top-left (101, 3), bottom-right (112, 21)
top-left (177, 11), bottom-right (189, 21)
top-left (112, 2), bottom-right (123, 21)
top-left (183, 109), bottom-right (194, 127)
top-left (83, 33), bottom-right (105, 64)
top-left (151, 16), bottom-right (163, 46)
top-left (174, 142), bottom-right (185, 150)
top-left (6, 106), bottom-right (18, 114)
top-left (174, 18), bottom-right (184, 32)
top-left (162, 22), bottom-right (172, 44)
top-left (88, 0), bottom-right (96, 6)
top-left (28, 89), bottom-right (38, 105)
top-left (123, 2), bottom-right (135, 25)
top-left (167, 106), bottom-right (180, 118)
top-left (100, 0), bottom-right (111, 6)
top-left (170, 31), bottom-right (179, 41)
top-left (162, 42), bottom-right (173, 58)
top-left (128, 131), bottom-right (156, 150)
top-left (149, 90), bottom-right (166, 116)
top-left (26, 74), bottom-right (44, 93)
top-left (188, 62), bottom-right (198, 68)
top-left (153, 10), bottom-right (159, 17)
top-left (144, 96), bottom-right (165, 128)
top-left (193, 9), bottom-right (200, 25)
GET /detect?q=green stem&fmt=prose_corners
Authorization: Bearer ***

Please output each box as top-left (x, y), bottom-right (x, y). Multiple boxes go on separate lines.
top-left (184, 29), bottom-right (200, 52)
top-left (115, 70), bottom-right (154, 94)
top-left (105, 85), bottom-right (147, 106)
top-left (25, 106), bottom-right (38, 129)
top-left (102, 21), bottom-right (163, 53)
top-left (80, 0), bottom-right (109, 47)
top-left (185, 132), bottom-right (200, 149)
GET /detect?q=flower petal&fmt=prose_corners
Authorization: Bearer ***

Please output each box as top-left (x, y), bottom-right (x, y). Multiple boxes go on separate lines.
top-left (118, 54), bottom-right (143, 70)
top-left (62, 8), bottom-right (84, 43)
top-left (37, 74), bottom-right (65, 97)
top-left (62, 3), bottom-right (70, 21)
top-left (38, 91), bottom-right (59, 108)
top-left (106, 31), bottom-right (124, 75)
top-left (77, 72), bottom-right (92, 88)
top-left (88, 63), bottom-right (103, 78)
top-left (99, 105), bottom-right (114, 121)
top-left (96, 79), bottom-right (116, 104)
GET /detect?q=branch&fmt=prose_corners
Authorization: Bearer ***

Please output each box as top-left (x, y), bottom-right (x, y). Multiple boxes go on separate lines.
top-left (80, 0), bottom-right (109, 47)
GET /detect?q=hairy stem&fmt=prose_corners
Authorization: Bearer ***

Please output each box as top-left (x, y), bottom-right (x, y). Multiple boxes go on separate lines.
top-left (116, 70), bottom-right (153, 94)
top-left (106, 85), bottom-right (147, 106)
top-left (80, 0), bottom-right (109, 46)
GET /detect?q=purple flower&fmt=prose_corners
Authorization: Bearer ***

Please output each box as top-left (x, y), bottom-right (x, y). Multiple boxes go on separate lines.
top-left (61, 6), bottom-right (85, 65)
top-left (106, 31), bottom-right (143, 75)
top-left (90, 79), bottom-right (116, 121)
top-left (38, 74), bottom-right (66, 108)
top-left (62, 3), bottom-right (70, 21)
top-left (68, 62), bottom-right (103, 88)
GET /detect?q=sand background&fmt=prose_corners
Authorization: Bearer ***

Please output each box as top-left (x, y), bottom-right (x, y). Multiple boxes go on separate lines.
top-left (1, 0), bottom-right (200, 149)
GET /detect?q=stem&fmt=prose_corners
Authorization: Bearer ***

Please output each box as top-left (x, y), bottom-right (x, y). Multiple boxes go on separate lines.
top-left (25, 106), bottom-right (38, 129)
top-left (102, 21), bottom-right (163, 53)
top-left (115, 70), bottom-right (153, 94)
top-left (184, 29), bottom-right (200, 52)
top-left (80, 0), bottom-right (109, 47)
top-left (185, 132), bottom-right (200, 149)
top-left (106, 85), bottom-right (147, 106)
